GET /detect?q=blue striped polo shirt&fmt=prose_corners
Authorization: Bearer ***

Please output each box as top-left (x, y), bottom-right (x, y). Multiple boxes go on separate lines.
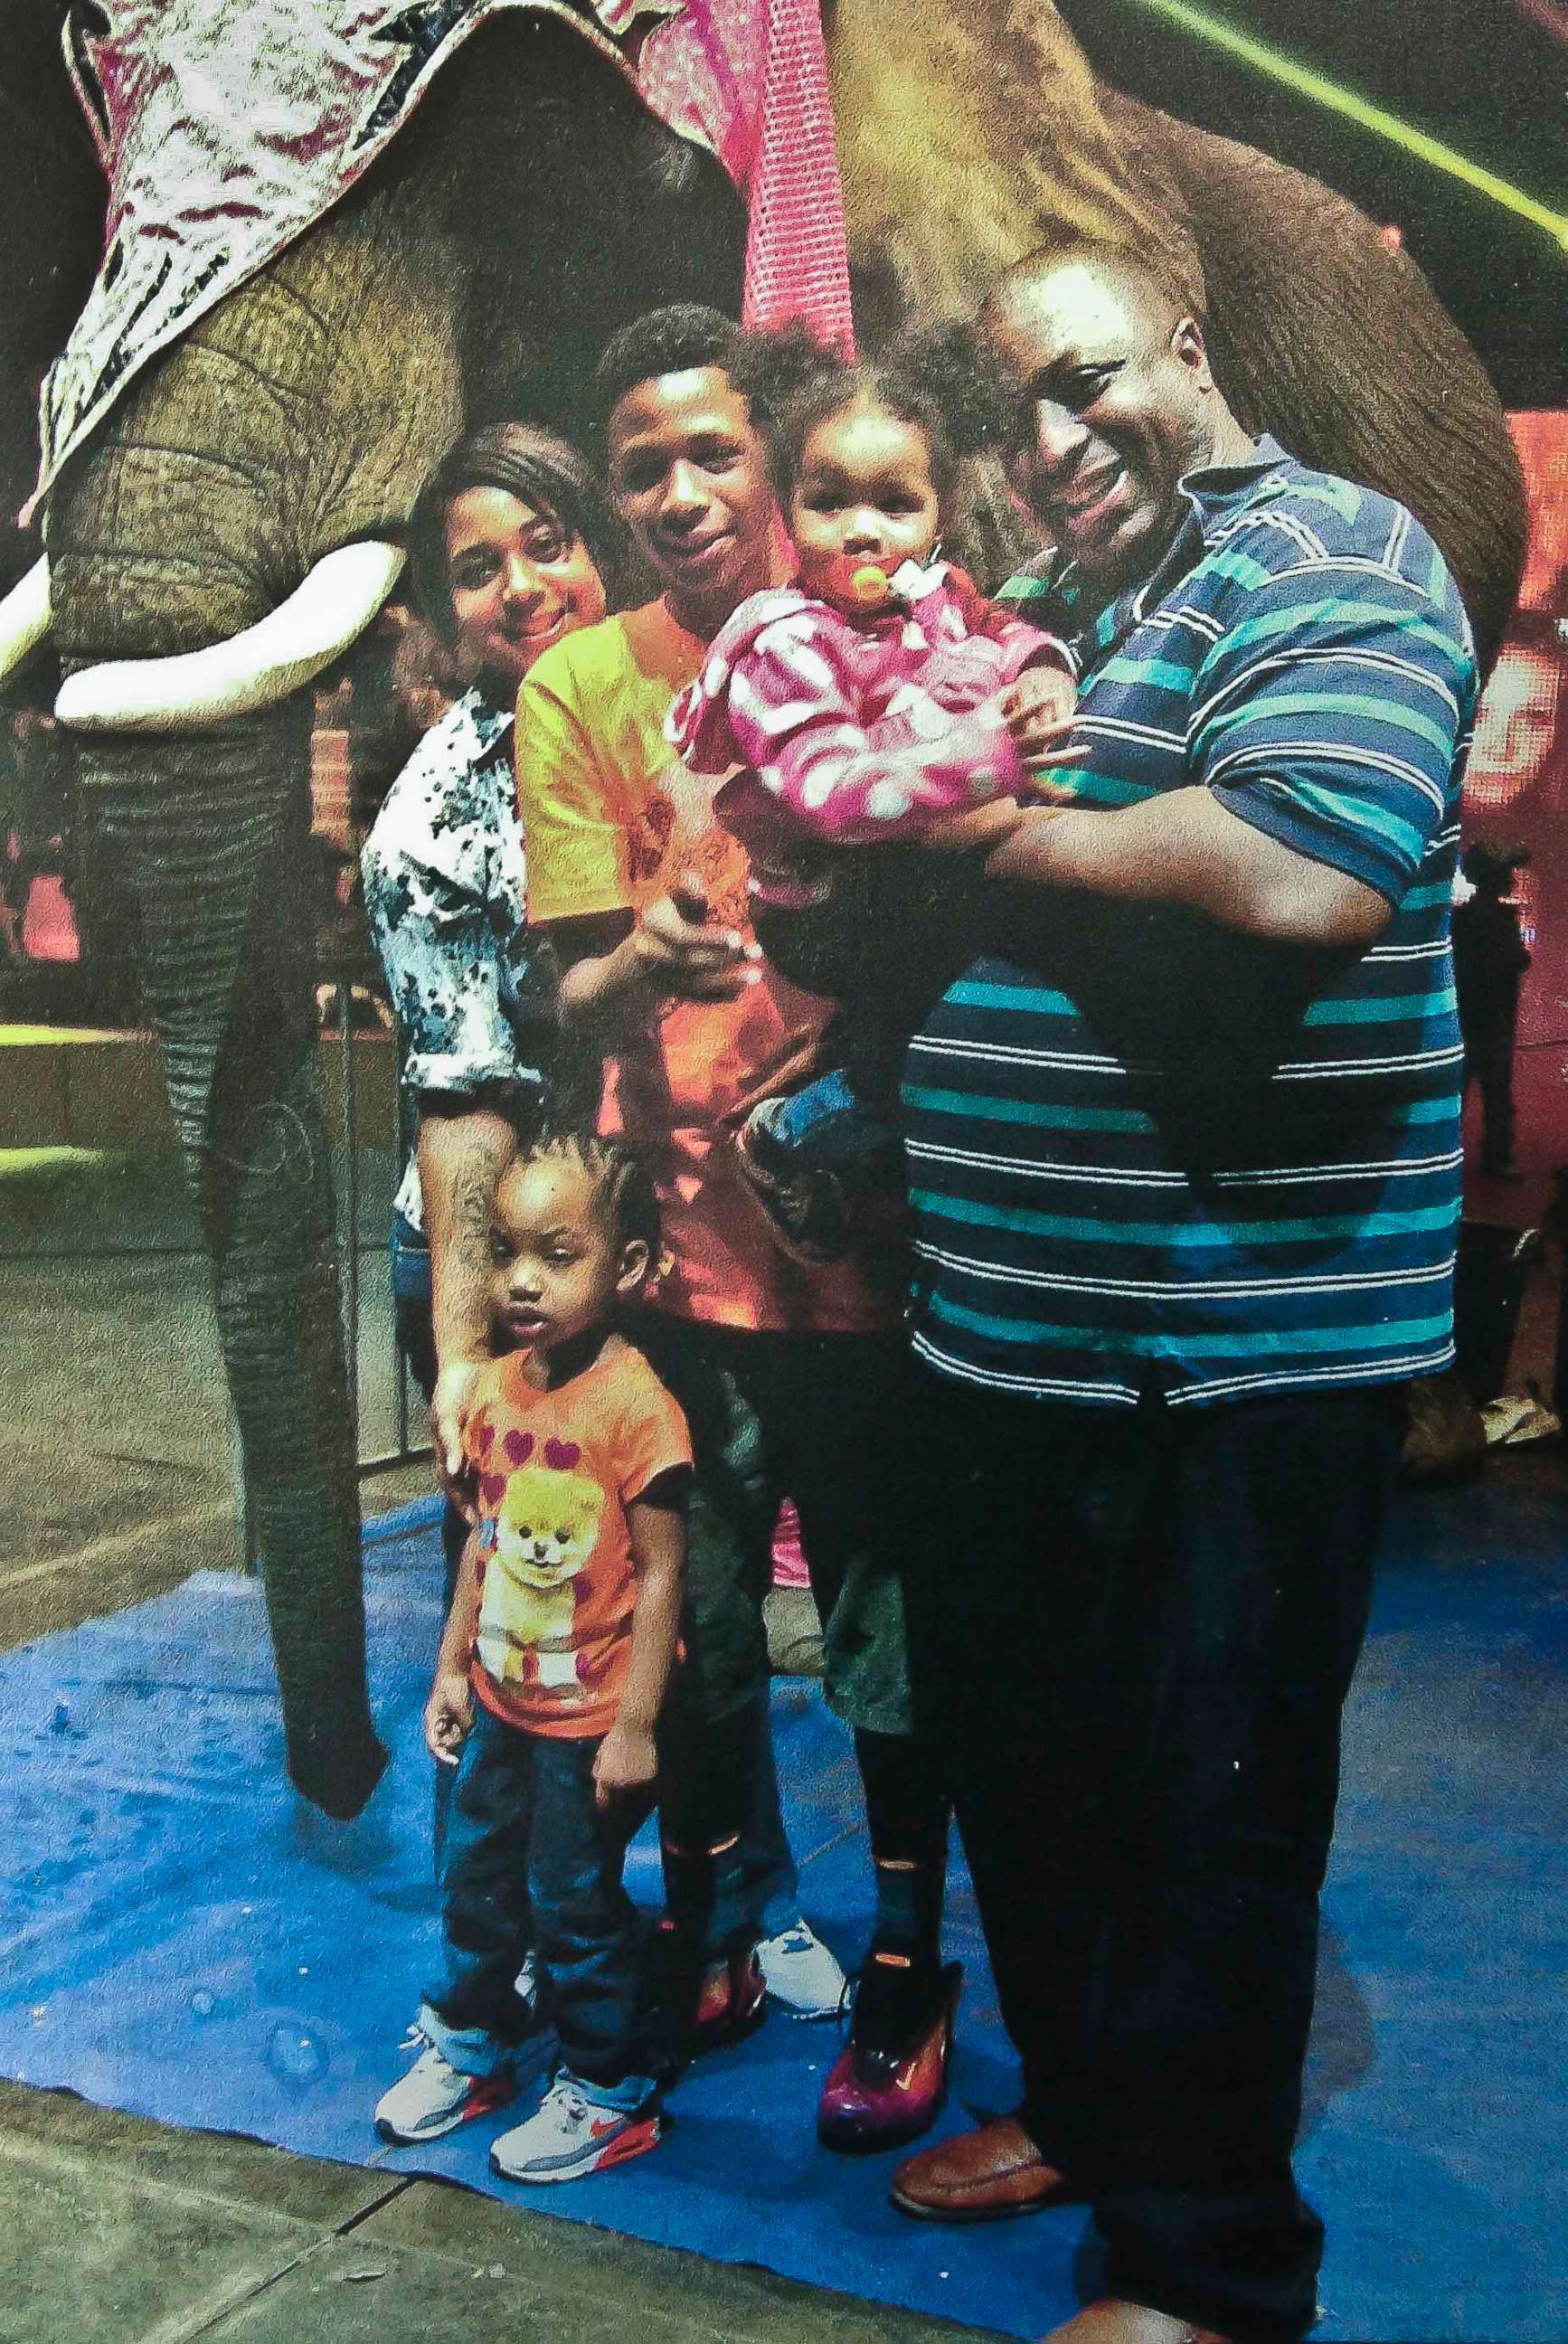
top-left (902, 438), bottom-right (1476, 1408)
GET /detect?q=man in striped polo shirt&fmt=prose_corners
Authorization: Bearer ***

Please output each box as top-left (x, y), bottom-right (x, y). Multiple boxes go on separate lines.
top-left (885, 250), bottom-right (1476, 2344)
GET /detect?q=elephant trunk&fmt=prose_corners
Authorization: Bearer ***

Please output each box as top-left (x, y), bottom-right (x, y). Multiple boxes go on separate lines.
top-left (69, 704), bottom-right (383, 1815)
top-left (45, 173), bottom-right (465, 1815)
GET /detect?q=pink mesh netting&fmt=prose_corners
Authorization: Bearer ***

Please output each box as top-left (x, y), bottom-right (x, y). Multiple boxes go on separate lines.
top-left (639, 0), bottom-right (855, 355)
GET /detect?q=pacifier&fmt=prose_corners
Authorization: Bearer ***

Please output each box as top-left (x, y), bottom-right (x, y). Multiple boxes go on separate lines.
top-left (819, 551), bottom-right (894, 611)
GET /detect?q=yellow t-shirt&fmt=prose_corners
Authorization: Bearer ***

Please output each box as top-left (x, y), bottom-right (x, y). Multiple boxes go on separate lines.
top-left (518, 599), bottom-right (895, 1335)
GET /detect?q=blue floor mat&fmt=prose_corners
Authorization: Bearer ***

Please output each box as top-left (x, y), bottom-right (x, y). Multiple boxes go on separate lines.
top-left (3, 1470), bottom-right (1565, 2341)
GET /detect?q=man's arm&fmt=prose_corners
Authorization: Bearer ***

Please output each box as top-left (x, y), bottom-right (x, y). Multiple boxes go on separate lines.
top-left (984, 788), bottom-right (1392, 951)
top-left (987, 537), bottom-right (1473, 956)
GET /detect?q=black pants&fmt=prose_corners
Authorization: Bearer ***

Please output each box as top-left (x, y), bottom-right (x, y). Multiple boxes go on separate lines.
top-left (1461, 1016), bottom-right (1518, 1169)
top-left (898, 1368), bottom-right (1403, 2342)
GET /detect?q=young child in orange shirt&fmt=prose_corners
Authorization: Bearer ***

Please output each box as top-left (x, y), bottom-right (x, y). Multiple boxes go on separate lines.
top-left (375, 1129), bottom-right (691, 2183)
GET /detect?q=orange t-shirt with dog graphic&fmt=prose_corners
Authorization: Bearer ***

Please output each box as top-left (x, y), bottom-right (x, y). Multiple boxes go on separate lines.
top-left (464, 1336), bottom-right (693, 1740)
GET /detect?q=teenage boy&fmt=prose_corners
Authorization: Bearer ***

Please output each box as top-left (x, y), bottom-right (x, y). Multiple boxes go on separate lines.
top-left (507, 307), bottom-right (956, 2147)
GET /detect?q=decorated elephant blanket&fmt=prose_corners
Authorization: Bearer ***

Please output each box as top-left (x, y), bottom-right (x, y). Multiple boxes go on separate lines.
top-left (30, 0), bottom-right (852, 515)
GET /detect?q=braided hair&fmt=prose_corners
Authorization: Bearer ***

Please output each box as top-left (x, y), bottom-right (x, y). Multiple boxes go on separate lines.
top-left (524, 1120), bottom-right (663, 1263)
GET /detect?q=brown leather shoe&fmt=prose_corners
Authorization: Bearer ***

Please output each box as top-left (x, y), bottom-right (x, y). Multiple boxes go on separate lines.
top-left (1040, 2299), bottom-right (1233, 2344)
top-left (889, 2113), bottom-right (1073, 2222)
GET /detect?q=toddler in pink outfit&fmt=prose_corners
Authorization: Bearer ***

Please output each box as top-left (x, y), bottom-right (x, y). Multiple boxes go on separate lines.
top-left (666, 327), bottom-right (1077, 1261)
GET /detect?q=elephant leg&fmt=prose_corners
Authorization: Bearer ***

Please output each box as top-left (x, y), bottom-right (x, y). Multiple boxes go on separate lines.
top-left (48, 185), bottom-right (465, 1815)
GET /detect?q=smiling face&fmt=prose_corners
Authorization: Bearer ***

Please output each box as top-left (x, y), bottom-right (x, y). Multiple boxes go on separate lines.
top-left (987, 257), bottom-right (1227, 590)
top-left (443, 485), bottom-right (607, 701)
top-left (487, 1148), bottom-right (648, 1362)
top-left (606, 364), bottom-right (779, 637)
top-left (789, 392), bottom-right (945, 602)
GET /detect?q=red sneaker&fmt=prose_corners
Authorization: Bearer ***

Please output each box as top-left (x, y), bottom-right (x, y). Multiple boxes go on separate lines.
top-left (817, 1959), bottom-right (962, 2154)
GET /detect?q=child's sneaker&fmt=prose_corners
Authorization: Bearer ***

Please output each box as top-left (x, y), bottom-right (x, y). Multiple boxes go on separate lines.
top-left (373, 2034), bottom-right (517, 2144)
top-left (733, 1107), bottom-right (849, 1266)
top-left (490, 2074), bottom-right (663, 2183)
top-left (756, 1921), bottom-right (846, 2019)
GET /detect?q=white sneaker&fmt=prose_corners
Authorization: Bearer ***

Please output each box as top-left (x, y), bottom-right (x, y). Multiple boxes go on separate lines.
top-left (489, 2073), bottom-right (663, 2184)
top-left (373, 2036), bottom-right (517, 2144)
top-left (755, 1921), bottom-right (847, 2019)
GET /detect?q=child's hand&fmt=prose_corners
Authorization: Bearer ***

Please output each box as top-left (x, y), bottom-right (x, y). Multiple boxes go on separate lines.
top-left (592, 1719), bottom-right (658, 1810)
top-left (1001, 666), bottom-right (1078, 767)
top-left (424, 1668), bottom-right (473, 1767)
top-left (921, 798), bottom-right (1028, 856)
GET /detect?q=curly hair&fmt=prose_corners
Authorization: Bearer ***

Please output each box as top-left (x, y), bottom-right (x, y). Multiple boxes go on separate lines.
top-left (407, 422), bottom-right (628, 641)
top-left (591, 303), bottom-right (751, 444)
top-left (732, 318), bottom-right (1012, 516)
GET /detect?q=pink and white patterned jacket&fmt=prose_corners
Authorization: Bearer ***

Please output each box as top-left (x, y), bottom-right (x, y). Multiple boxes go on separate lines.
top-left (666, 562), bottom-right (1072, 899)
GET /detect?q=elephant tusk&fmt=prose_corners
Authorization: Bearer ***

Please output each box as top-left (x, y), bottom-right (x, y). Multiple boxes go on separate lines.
top-left (54, 540), bottom-right (407, 732)
top-left (0, 556), bottom-right (52, 687)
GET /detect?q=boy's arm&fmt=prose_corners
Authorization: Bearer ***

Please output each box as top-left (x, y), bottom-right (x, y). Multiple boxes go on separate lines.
top-left (592, 1473), bottom-right (688, 1810)
top-left (516, 657), bottom-right (754, 1032)
top-left (425, 1534), bottom-right (482, 1767)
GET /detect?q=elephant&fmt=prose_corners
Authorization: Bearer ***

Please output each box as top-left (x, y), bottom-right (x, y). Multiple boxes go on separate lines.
top-left (0, 0), bottom-right (1525, 1818)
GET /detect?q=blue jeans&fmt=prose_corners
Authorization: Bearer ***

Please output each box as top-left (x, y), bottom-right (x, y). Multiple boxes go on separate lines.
top-left (754, 1068), bottom-right (899, 1173)
top-left (420, 1703), bottom-right (659, 2108)
top-left (391, 1212), bottom-right (468, 1600)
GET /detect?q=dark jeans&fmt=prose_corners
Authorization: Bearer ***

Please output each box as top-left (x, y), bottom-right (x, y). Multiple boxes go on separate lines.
top-left (760, 1065), bottom-right (900, 1174)
top-left (420, 1703), bottom-right (659, 2104)
top-left (898, 1368), bottom-right (1403, 2342)
top-left (638, 1317), bottom-right (915, 1738)
top-left (390, 1211), bottom-right (469, 1599)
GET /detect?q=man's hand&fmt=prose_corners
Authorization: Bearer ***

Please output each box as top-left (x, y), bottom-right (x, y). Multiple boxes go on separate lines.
top-left (1001, 665), bottom-right (1079, 770)
top-left (626, 873), bottom-right (761, 1004)
top-left (592, 1718), bottom-right (659, 1810)
top-left (431, 1358), bottom-right (484, 1522)
top-left (424, 1666), bottom-right (473, 1767)
top-left (921, 798), bottom-right (1032, 856)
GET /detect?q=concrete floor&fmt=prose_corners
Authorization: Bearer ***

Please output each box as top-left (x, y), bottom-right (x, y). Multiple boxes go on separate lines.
top-left (0, 2080), bottom-right (1002, 2344)
top-left (1, 1143), bottom-right (1006, 2343)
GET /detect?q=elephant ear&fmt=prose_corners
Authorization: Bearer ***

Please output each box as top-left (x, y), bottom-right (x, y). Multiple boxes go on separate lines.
top-left (1108, 92), bottom-right (1525, 671)
top-left (0, 5), bottom-right (102, 583)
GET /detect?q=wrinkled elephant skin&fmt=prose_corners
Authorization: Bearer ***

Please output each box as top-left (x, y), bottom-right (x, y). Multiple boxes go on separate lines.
top-left (28, 2), bottom-right (1525, 1817)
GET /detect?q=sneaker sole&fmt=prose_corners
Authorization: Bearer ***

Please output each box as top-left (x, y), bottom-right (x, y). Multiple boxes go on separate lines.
top-left (888, 2180), bottom-right (1064, 2223)
top-left (489, 2112), bottom-right (663, 2184)
top-left (373, 2069), bottom-right (516, 2145)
